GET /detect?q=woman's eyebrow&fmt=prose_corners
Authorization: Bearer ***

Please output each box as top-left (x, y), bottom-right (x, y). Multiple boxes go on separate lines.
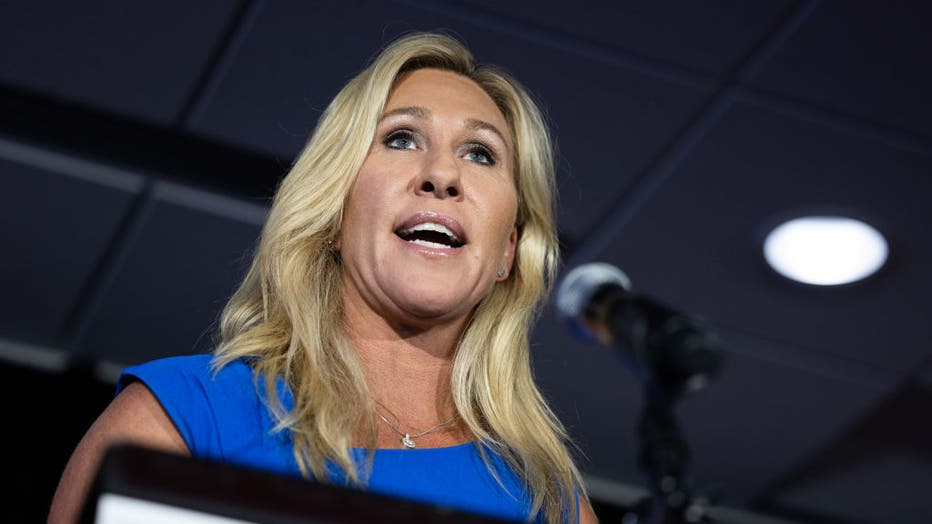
top-left (380, 106), bottom-right (430, 121)
top-left (466, 118), bottom-right (508, 149)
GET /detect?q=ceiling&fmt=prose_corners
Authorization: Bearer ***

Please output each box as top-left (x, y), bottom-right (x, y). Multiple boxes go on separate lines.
top-left (2, 1), bottom-right (931, 522)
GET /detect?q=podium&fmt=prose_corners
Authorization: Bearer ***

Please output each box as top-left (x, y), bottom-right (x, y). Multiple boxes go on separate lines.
top-left (81, 444), bottom-right (513, 523)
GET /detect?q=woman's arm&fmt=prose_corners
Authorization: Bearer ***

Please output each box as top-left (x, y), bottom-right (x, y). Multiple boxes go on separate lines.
top-left (47, 381), bottom-right (190, 523)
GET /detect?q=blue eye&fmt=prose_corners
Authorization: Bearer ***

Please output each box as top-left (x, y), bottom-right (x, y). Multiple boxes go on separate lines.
top-left (465, 144), bottom-right (495, 166)
top-left (384, 129), bottom-right (417, 150)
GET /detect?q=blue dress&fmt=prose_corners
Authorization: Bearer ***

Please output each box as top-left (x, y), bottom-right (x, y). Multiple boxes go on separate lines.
top-left (118, 355), bottom-right (543, 522)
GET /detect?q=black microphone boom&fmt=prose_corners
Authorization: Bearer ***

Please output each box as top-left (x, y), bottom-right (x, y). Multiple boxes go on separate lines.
top-left (556, 262), bottom-right (722, 399)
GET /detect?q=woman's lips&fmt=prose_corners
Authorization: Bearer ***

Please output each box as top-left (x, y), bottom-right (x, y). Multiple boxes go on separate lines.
top-left (394, 212), bottom-right (468, 250)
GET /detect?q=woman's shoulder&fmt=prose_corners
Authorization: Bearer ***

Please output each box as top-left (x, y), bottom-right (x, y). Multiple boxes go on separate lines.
top-left (118, 354), bottom-right (251, 389)
top-left (117, 354), bottom-right (276, 460)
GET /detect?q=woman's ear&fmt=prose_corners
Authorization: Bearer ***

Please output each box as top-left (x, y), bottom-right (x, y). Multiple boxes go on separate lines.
top-left (328, 230), bottom-right (342, 252)
top-left (498, 226), bottom-right (518, 281)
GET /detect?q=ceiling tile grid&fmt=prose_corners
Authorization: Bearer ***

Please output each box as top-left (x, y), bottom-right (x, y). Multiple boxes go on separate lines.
top-left (749, 0), bottom-right (932, 141)
top-left (74, 181), bottom-right (264, 366)
top-left (585, 98), bottom-right (932, 375)
top-left (0, 139), bottom-right (142, 346)
top-left (0, 0), bottom-right (241, 125)
top-left (185, 0), bottom-right (714, 241)
top-left (0, 1), bottom-right (929, 522)
top-left (456, 0), bottom-right (794, 76)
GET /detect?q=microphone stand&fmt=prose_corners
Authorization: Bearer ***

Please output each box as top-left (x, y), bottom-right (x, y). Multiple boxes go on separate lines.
top-left (604, 296), bottom-right (721, 524)
top-left (634, 391), bottom-right (706, 524)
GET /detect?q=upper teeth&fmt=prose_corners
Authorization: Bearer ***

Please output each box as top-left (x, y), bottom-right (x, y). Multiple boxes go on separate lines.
top-left (405, 222), bottom-right (459, 242)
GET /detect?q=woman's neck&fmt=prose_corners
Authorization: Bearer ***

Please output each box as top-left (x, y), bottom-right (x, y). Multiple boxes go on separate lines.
top-left (342, 296), bottom-right (472, 446)
top-left (346, 316), bottom-right (459, 417)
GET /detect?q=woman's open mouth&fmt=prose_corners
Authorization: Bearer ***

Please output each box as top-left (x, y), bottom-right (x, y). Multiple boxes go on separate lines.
top-left (395, 222), bottom-right (464, 249)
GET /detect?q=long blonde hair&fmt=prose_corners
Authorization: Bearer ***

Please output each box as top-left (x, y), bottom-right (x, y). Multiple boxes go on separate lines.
top-left (214, 32), bottom-right (585, 523)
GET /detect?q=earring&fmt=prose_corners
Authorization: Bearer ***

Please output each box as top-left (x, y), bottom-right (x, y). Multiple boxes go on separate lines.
top-left (497, 267), bottom-right (506, 278)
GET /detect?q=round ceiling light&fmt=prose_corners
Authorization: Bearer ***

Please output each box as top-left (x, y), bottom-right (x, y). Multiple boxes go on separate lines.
top-left (763, 216), bottom-right (888, 286)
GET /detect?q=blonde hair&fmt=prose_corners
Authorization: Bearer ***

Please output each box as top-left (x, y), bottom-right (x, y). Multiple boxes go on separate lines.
top-left (214, 32), bottom-right (585, 523)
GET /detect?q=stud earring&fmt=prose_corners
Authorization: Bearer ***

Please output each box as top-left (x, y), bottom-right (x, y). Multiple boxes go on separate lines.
top-left (497, 267), bottom-right (506, 278)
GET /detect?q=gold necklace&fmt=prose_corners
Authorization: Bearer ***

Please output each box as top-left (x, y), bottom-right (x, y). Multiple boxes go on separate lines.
top-left (376, 411), bottom-right (456, 449)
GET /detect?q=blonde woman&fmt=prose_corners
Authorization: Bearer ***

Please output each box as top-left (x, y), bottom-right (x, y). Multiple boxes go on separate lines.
top-left (49, 33), bottom-right (598, 524)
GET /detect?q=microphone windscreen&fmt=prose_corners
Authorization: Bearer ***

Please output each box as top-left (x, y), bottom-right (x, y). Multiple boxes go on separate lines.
top-left (555, 262), bottom-right (631, 341)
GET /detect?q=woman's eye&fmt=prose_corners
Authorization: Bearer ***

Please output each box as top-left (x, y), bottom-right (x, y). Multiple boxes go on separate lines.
top-left (384, 130), bottom-right (417, 150)
top-left (465, 144), bottom-right (496, 166)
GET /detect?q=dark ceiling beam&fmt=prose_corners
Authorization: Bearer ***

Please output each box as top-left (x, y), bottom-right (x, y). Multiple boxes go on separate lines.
top-left (0, 83), bottom-right (286, 202)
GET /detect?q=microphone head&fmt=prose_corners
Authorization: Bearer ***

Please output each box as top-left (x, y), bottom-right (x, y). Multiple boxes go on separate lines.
top-left (556, 262), bottom-right (631, 342)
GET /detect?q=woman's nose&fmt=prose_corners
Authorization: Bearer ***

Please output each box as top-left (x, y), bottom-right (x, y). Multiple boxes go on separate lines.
top-left (415, 151), bottom-right (463, 200)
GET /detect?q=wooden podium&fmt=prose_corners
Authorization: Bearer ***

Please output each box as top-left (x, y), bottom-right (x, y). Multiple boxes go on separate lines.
top-left (81, 444), bottom-right (513, 523)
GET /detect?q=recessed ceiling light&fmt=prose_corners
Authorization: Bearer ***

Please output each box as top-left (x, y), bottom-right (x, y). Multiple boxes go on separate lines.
top-left (763, 216), bottom-right (888, 286)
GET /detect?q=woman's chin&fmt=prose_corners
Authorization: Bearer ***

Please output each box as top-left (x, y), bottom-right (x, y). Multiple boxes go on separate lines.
top-left (390, 289), bottom-right (478, 326)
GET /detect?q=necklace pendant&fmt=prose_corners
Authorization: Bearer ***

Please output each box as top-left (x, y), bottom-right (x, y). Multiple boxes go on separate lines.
top-left (402, 434), bottom-right (416, 449)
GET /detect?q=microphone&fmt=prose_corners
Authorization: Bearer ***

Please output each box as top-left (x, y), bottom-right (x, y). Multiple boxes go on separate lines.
top-left (556, 263), bottom-right (722, 398)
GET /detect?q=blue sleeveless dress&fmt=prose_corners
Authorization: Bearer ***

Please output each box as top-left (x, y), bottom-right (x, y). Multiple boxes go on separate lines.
top-left (118, 355), bottom-right (546, 522)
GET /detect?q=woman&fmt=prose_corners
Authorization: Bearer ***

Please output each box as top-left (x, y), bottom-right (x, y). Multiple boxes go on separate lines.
top-left (49, 33), bottom-right (598, 524)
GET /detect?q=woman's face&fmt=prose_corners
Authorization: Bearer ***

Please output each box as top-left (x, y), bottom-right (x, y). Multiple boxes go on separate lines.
top-left (340, 68), bottom-right (518, 328)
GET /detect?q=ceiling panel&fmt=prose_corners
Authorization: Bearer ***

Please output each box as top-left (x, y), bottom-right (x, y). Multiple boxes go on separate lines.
top-left (75, 182), bottom-right (264, 365)
top-left (750, 0), bottom-right (932, 140)
top-left (589, 97), bottom-right (932, 373)
top-left (774, 454), bottom-right (932, 524)
top-left (459, 0), bottom-right (793, 75)
top-left (0, 140), bottom-right (141, 345)
top-left (767, 382), bottom-right (932, 523)
top-left (484, 39), bottom-right (711, 243)
top-left (0, 0), bottom-right (240, 125)
top-left (773, 382), bottom-right (932, 523)
top-left (188, 0), bottom-right (711, 241)
top-left (676, 330), bottom-right (891, 506)
top-left (918, 357), bottom-right (932, 387)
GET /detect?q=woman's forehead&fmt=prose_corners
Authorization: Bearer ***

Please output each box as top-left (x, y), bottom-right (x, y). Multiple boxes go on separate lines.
top-left (384, 69), bottom-right (511, 145)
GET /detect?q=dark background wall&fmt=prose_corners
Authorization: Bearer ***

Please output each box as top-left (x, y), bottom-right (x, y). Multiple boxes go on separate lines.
top-left (1, 1), bottom-right (931, 522)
